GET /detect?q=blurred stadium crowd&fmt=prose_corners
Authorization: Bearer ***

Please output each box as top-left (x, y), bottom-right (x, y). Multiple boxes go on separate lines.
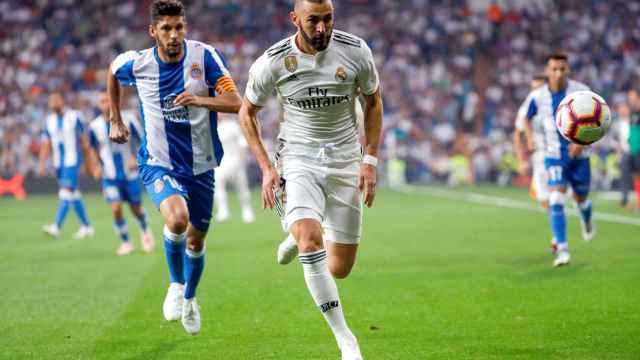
top-left (1, 0), bottom-right (638, 189)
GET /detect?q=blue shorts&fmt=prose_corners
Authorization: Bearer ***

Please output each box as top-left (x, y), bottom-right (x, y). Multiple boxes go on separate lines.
top-left (56, 166), bottom-right (79, 190)
top-left (139, 165), bottom-right (215, 232)
top-left (544, 157), bottom-right (591, 197)
top-left (102, 178), bottom-right (143, 205)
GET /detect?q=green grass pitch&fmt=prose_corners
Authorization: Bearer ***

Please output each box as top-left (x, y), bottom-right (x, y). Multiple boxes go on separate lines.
top-left (1, 186), bottom-right (639, 359)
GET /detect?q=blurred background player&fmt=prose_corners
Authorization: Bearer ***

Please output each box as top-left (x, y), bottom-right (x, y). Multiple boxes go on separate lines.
top-left (524, 53), bottom-right (595, 267)
top-left (514, 74), bottom-right (548, 208)
top-left (108, 0), bottom-right (241, 335)
top-left (239, 0), bottom-right (383, 358)
top-left (214, 116), bottom-right (254, 223)
top-left (39, 92), bottom-right (95, 240)
top-left (87, 92), bottom-right (155, 256)
top-left (627, 89), bottom-right (640, 210)
top-left (616, 101), bottom-right (633, 209)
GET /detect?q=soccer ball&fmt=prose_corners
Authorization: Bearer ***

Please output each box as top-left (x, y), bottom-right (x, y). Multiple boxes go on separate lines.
top-left (555, 90), bottom-right (612, 145)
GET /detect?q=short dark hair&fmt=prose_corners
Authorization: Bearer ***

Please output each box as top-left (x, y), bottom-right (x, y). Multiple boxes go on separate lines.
top-left (545, 52), bottom-right (568, 63)
top-left (150, 0), bottom-right (185, 24)
top-left (295, 0), bottom-right (331, 9)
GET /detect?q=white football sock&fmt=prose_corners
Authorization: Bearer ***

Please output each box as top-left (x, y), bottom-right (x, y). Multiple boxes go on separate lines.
top-left (299, 249), bottom-right (355, 345)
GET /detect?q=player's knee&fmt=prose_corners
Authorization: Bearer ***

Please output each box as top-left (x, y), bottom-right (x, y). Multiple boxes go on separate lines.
top-left (166, 210), bottom-right (189, 234)
top-left (111, 204), bottom-right (123, 219)
top-left (329, 264), bottom-right (353, 279)
top-left (292, 222), bottom-right (323, 252)
top-left (549, 191), bottom-right (565, 206)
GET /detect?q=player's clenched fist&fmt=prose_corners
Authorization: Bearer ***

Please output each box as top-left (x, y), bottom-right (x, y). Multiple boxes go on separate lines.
top-left (109, 117), bottom-right (130, 144)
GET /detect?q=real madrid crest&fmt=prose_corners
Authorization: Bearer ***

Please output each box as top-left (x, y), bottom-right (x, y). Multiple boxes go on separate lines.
top-left (190, 63), bottom-right (203, 79)
top-left (284, 55), bottom-right (298, 73)
top-left (335, 66), bottom-right (347, 82)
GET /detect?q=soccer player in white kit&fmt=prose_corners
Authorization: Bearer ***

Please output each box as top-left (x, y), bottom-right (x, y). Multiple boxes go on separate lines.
top-left (239, 1), bottom-right (382, 359)
top-left (108, 0), bottom-right (241, 334)
top-left (214, 116), bottom-right (254, 223)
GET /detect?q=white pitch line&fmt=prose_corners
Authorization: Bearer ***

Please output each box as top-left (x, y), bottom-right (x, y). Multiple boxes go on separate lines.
top-left (394, 186), bottom-right (640, 227)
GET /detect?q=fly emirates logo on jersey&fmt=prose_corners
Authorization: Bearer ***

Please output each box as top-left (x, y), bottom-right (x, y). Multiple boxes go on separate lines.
top-left (162, 94), bottom-right (189, 123)
top-left (287, 87), bottom-right (351, 110)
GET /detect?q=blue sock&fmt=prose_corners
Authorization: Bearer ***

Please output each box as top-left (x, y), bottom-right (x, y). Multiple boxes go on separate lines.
top-left (114, 218), bottom-right (129, 242)
top-left (184, 247), bottom-right (205, 299)
top-left (549, 203), bottom-right (566, 244)
top-left (163, 226), bottom-right (185, 284)
top-left (578, 199), bottom-right (592, 225)
top-left (135, 210), bottom-right (149, 231)
top-left (55, 199), bottom-right (71, 228)
top-left (72, 194), bottom-right (90, 226)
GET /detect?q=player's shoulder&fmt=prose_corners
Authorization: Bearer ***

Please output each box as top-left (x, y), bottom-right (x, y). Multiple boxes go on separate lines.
top-left (568, 79), bottom-right (590, 91)
top-left (65, 108), bottom-right (83, 120)
top-left (263, 36), bottom-right (294, 61)
top-left (331, 29), bottom-right (365, 49)
top-left (186, 39), bottom-right (217, 55)
top-left (528, 84), bottom-right (548, 101)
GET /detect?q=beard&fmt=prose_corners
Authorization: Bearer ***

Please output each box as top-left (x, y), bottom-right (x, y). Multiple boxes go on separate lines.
top-left (300, 26), bottom-right (331, 52)
top-left (159, 39), bottom-right (182, 59)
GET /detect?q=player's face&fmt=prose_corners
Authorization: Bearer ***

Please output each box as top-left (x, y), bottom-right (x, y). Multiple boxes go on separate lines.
top-left (149, 16), bottom-right (186, 60)
top-left (545, 59), bottom-right (569, 89)
top-left (97, 93), bottom-right (109, 114)
top-left (292, 1), bottom-right (334, 52)
top-left (48, 93), bottom-right (64, 112)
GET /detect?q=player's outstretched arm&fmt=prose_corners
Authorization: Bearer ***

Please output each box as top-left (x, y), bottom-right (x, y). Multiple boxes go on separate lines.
top-left (360, 88), bottom-right (383, 208)
top-left (106, 65), bottom-right (130, 144)
top-left (174, 90), bottom-right (242, 114)
top-left (238, 97), bottom-right (278, 209)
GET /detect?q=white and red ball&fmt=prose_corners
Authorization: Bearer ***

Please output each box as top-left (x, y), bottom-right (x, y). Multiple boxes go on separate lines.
top-left (555, 90), bottom-right (612, 145)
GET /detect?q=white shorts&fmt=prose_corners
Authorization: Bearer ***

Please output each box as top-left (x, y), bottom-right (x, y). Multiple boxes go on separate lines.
top-left (531, 152), bottom-right (549, 202)
top-left (279, 143), bottom-right (363, 244)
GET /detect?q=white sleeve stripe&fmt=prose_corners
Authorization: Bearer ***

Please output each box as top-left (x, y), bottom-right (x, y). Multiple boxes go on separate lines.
top-left (208, 47), bottom-right (230, 76)
top-left (111, 51), bottom-right (139, 74)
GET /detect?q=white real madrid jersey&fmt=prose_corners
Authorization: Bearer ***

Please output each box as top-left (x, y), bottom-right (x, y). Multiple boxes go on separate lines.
top-left (43, 109), bottom-right (84, 168)
top-left (526, 79), bottom-right (591, 159)
top-left (245, 30), bottom-right (380, 146)
top-left (111, 39), bottom-right (231, 176)
top-left (88, 111), bottom-right (142, 181)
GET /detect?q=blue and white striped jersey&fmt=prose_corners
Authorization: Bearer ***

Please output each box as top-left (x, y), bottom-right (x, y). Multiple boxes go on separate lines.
top-left (526, 79), bottom-right (591, 159)
top-left (42, 109), bottom-right (84, 169)
top-left (111, 39), bottom-right (231, 176)
top-left (88, 111), bottom-right (142, 181)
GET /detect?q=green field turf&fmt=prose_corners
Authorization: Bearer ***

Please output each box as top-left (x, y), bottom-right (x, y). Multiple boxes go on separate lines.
top-left (1, 186), bottom-right (639, 359)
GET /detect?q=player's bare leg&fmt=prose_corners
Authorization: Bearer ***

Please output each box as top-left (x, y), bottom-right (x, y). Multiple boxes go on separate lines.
top-left (159, 195), bottom-right (189, 322)
top-left (130, 203), bottom-right (155, 253)
top-left (292, 219), bottom-right (362, 359)
top-left (326, 242), bottom-right (358, 279)
top-left (111, 202), bottom-right (134, 255)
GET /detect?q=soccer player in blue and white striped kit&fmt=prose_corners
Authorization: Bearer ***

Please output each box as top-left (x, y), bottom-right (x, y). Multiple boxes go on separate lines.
top-left (107, 0), bottom-right (241, 335)
top-left (39, 92), bottom-right (95, 240)
top-left (87, 92), bottom-right (155, 256)
top-left (524, 53), bottom-right (596, 267)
